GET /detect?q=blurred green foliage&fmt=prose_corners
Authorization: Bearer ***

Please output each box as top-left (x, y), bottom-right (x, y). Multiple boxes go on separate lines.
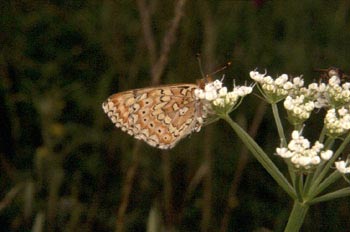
top-left (1, 1), bottom-right (350, 231)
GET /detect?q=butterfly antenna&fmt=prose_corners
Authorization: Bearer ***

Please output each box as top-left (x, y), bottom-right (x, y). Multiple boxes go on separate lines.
top-left (207, 61), bottom-right (232, 77)
top-left (196, 53), bottom-right (206, 78)
top-left (314, 68), bottom-right (328, 72)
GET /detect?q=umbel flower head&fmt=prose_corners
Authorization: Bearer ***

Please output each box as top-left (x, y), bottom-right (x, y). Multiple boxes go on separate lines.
top-left (276, 130), bottom-right (333, 171)
top-left (194, 79), bottom-right (253, 116)
top-left (326, 76), bottom-right (350, 107)
top-left (250, 70), bottom-right (350, 127)
top-left (250, 71), bottom-right (303, 103)
top-left (324, 107), bottom-right (350, 137)
top-left (284, 95), bottom-right (315, 125)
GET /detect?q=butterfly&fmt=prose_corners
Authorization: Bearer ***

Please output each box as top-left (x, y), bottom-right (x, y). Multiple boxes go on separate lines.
top-left (315, 67), bottom-right (350, 83)
top-left (102, 79), bottom-right (212, 149)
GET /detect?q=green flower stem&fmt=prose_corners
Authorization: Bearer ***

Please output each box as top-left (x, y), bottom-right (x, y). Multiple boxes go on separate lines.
top-left (308, 171), bottom-right (342, 199)
top-left (309, 132), bottom-right (350, 195)
top-left (295, 174), bottom-right (303, 202)
top-left (318, 126), bottom-right (327, 143)
top-left (271, 103), bottom-right (287, 147)
top-left (284, 201), bottom-right (309, 232)
top-left (308, 187), bottom-right (350, 205)
top-left (288, 164), bottom-right (297, 190)
top-left (302, 172), bottom-right (314, 195)
top-left (221, 114), bottom-right (296, 199)
top-left (271, 103), bottom-right (296, 188)
top-left (323, 137), bottom-right (335, 150)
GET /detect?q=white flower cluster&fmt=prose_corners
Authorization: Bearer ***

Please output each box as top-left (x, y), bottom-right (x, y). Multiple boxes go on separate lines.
top-left (250, 71), bottom-right (296, 100)
top-left (284, 82), bottom-right (329, 123)
top-left (194, 79), bottom-right (252, 114)
top-left (250, 70), bottom-right (327, 123)
top-left (276, 131), bottom-right (333, 169)
top-left (284, 95), bottom-right (315, 124)
top-left (327, 76), bottom-right (350, 106)
top-left (296, 82), bottom-right (328, 108)
top-left (335, 159), bottom-right (350, 174)
top-left (324, 107), bottom-right (350, 136)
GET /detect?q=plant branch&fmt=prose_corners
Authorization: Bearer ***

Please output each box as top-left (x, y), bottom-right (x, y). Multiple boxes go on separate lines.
top-left (308, 187), bottom-right (350, 204)
top-left (115, 143), bottom-right (141, 232)
top-left (137, 0), bottom-right (157, 65)
top-left (151, 0), bottom-right (187, 84)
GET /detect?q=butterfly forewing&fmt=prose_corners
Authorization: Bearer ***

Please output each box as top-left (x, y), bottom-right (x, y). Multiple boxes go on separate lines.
top-left (102, 84), bottom-right (204, 149)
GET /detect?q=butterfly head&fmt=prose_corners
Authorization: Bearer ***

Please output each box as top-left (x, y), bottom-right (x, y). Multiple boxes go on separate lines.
top-left (196, 76), bottom-right (214, 89)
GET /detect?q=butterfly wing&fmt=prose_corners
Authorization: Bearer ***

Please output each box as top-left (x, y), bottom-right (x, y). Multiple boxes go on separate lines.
top-left (102, 84), bottom-right (203, 149)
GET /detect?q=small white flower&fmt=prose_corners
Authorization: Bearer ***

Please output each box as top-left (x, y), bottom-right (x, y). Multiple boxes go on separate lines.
top-left (338, 107), bottom-right (348, 116)
top-left (250, 71), bottom-right (265, 82)
top-left (300, 156), bottom-right (312, 166)
top-left (213, 80), bottom-right (223, 89)
top-left (329, 76), bottom-right (341, 85)
top-left (320, 150), bottom-right (333, 160)
top-left (219, 87), bottom-right (228, 96)
top-left (283, 81), bottom-right (294, 90)
top-left (276, 147), bottom-right (288, 156)
top-left (291, 130), bottom-right (300, 140)
top-left (308, 83), bottom-right (318, 90)
top-left (335, 160), bottom-right (350, 174)
top-left (205, 91), bottom-right (217, 101)
top-left (238, 86), bottom-right (253, 96)
top-left (312, 141), bottom-right (323, 151)
top-left (343, 82), bottom-right (350, 89)
top-left (311, 156), bottom-right (321, 165)
top-left (194, 89), bottom-right (205, 99)
top-left (292, 77), bottom-right (304, 87)
top-left (263, 76), bottom-right (274, 85)
top-left (213, 98), bottom-right (225, 107)
top-left (275, 74), bottom-right (288, 86)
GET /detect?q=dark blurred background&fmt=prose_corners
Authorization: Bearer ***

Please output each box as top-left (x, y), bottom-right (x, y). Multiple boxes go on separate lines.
top-left (1, 1), bottom-right (350, 231)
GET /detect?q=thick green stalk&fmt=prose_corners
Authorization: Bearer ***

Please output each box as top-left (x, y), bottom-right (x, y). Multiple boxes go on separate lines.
top-left (221, 114), bottom-right (296, 199)
top-left (284, 201), bottom-right (309, 232)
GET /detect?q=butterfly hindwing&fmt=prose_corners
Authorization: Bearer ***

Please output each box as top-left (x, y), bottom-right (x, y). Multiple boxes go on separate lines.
top-left (102, 84), bottom-right (203, 149)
